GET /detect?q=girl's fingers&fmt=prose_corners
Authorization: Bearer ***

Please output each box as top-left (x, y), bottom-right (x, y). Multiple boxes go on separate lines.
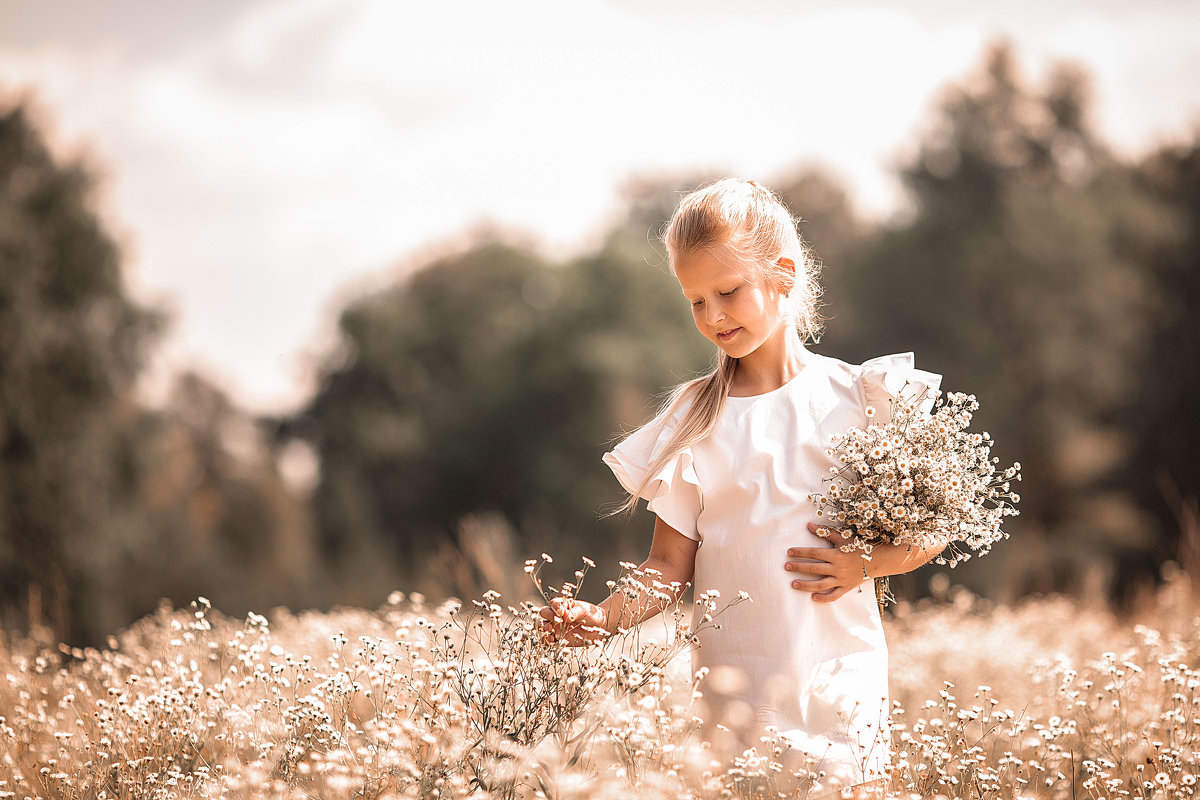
top-left (535, 604), bottom-right (609, 646)
top-left (538, 602), bottom-right (567, 627)
top-left (786, 547), bottom-right (832, 562)
top-left (542, 599), bottom-right (592, 627)
top-left (785, 560), bottom-right (833, 576)
top-left (538, 603), bottom-right (574, 643)
top-left (548, 598), bottom-right (580, 622)
top-left (565, 601), bottom-right (589, 624)
top-left (791, 576), bottom-right (839, 592)
top-left (812, 586), bottom-right (850, 603)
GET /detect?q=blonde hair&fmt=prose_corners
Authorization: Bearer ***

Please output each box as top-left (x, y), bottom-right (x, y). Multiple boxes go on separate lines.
top-left (618, 178), bottom-right (824, 515)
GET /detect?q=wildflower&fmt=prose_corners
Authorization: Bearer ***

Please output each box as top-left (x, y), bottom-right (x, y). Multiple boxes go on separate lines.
top-left (810, 385), bottom-right (1020, 582)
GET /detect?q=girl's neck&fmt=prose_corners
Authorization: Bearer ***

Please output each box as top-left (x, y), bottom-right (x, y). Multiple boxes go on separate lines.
top-left (729, 328), bottom-right (808, 397)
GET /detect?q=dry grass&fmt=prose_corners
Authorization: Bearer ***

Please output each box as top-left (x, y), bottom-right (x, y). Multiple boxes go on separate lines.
top-left (1, 566), bottom-right (1198, 799)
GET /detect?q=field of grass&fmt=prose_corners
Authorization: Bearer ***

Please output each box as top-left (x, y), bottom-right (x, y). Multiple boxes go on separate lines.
top-left (1, 567), bottom-right (1198, 799)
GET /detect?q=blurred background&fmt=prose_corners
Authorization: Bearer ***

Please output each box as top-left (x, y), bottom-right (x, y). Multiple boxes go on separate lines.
top-left (1, 0), bottom-right (1198, 645)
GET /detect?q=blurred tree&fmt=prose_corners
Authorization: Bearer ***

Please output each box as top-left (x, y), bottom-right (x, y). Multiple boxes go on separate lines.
top-left (774, 168), bottom-right (870, 351)
top-left (285, 205), bottom-right (713, 601)
top-left (84, 372), bottom-right (322, 633)
top-left (1128, 134), bottom-right (1200, 578)
top-left (0, 101), bottom-right (322, 644)
top-left (19, 40), bottom-right (1196, 639)
top-left (0, 101), bottom-right (163, 641)
top-left (838, 44), bottom-right (1172, 601)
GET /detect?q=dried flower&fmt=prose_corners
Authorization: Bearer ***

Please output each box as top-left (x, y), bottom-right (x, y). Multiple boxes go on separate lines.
top-left (809, 382), bottom-right (1020, 585)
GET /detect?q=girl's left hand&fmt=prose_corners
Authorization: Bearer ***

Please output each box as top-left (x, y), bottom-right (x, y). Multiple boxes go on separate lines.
top-left (784, 521), bottom-right (870, 603)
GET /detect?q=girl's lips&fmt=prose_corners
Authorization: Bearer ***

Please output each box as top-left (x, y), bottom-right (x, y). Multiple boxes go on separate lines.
top-left (717, 327), bottom-right (742, 341)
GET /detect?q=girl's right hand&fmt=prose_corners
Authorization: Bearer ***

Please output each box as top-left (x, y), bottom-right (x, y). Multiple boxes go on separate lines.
top-left (537, 597), bottom-right (609, 646)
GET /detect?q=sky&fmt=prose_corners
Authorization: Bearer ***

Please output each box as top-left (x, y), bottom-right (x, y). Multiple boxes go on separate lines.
top-left (2, 0), bottom-right (1198, 414)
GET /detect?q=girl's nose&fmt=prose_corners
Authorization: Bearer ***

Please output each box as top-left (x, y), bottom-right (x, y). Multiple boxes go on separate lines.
top-left (706, 302), bottom-right (726, 326)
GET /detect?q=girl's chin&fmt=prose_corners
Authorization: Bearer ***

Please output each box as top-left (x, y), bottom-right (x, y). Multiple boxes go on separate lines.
top-left (715, 340), bottom-right (754, 358)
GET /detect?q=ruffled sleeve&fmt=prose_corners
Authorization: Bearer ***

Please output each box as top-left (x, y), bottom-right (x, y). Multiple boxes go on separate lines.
top-left (860, 352), bottom-right (943, 425)
top-left (602, 410), bottom-right (703, 542)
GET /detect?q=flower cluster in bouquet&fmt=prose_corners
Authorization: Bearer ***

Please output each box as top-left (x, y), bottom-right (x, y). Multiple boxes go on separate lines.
top-left (808, 384), bottom-right (1021, 587)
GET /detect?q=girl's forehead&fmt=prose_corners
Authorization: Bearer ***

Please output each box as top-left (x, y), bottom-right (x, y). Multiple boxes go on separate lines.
top-left (674, 246), bottom-right (758, 287)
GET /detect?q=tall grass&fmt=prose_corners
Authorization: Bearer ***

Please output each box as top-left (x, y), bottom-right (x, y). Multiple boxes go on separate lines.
top-left (1, 565), bottom-right (1197, 799)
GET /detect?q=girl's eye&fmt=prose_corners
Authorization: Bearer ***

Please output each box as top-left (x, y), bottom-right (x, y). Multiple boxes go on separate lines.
top-left (691, 299), bottom-right (704, 308)
top-left (719, 288), bottom-right (737, 297)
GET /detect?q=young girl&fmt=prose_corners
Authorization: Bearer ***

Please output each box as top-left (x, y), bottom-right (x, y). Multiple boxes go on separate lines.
top-left (539, 178), bottom-right (943, 798)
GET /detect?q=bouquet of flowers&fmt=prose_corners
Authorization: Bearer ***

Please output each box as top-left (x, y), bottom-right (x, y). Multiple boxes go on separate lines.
top-left (809, 384), bottom-right (1020, 599)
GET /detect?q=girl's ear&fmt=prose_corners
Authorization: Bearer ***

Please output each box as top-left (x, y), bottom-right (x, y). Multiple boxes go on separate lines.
top-left (774, 256), bottom-right (797, 295)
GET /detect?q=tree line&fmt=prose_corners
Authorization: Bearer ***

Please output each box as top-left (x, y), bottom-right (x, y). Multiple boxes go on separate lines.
top-left (2, 44), bottom-right (1197, 644)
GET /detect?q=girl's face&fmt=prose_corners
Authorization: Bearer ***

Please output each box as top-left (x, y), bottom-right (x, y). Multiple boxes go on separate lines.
top-left (673, 246), bottom-right (794, 359)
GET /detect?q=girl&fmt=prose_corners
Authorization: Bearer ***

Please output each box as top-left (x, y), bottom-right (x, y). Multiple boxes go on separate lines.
top-left (539, 178), bottom-right (943, 798)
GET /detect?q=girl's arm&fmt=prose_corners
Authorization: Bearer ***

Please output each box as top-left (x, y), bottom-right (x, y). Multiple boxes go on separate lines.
top-left (539, 517), bottom-right (698, 643)
top-left (785, 520), bottom-right (945, 603)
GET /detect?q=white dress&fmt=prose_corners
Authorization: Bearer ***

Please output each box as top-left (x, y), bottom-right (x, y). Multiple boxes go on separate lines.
top-left (603, 348), bottom-right (942, 793)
